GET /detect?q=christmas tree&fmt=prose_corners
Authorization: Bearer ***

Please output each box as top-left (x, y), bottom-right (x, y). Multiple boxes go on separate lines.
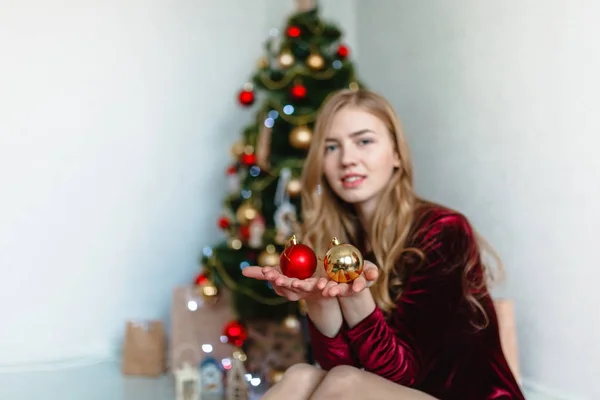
top-left (195, 0), bottom-right (364, 322)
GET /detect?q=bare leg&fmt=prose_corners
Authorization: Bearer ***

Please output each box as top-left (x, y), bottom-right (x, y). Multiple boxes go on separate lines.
top-left (310, 365), bottom-right (439, 400)
top-left (261, 363), bottom-right (327, 400)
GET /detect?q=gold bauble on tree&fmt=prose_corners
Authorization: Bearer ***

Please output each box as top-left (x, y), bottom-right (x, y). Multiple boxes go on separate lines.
top-left (194, 272), bottom-right (219, 303)
top-left (286, 178), bottom-right (302, 197)
top-left (289, 125), bottom-right (312, 149)
top-left (231, 141), bottom-right (245, 158)
top-left (258, 244), bottom-right (280, 266)
top-left (306, 52), bottom-right (324, 70)
top-left (268, 368), bottom-right (285, 385)
top-left (257, 56), bottom-right (269, 69)
top-left (236, 202), bottom-right (258, 225)
top-left (323, 237), bottom-right (364, 283)
top-left (278, 49), bottom-right (295, 68)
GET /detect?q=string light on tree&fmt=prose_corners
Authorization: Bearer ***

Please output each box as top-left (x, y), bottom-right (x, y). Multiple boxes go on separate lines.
top-left (229, 237), bottom-right (243, 250)
top-left (349, 81), bottom-right (360, 91)
top-left (278, 49), bottom-right (295, 69)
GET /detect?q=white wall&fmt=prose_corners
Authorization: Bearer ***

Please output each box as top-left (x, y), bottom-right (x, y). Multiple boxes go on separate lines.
top-left (0, 0), bottom-right (356, 368)
top-left (356, 1), bottom-right (599, 399)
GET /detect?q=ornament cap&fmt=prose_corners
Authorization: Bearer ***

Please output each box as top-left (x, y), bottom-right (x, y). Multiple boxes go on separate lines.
top-left (287, 234), bottom-right (298, 248)
top-left (329, 237), bottom-right (340, 248)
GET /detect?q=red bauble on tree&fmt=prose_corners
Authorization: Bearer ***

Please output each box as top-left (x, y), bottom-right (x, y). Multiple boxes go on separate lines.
top-left (337, 44), bottom-right (349, 59)
top-left (280, 235), bottom-right (317, 280)
top-left (238, 84), bottom-right (255, 107)
top-left (194, 272), bottom-right (208, 285)
top-left (287, 25), bottom-right (301, 38)
top-left (240, 152), bottom-right (256, 165)
top-left (218, 216), bottom-right (230, 229)
top-left (290, 83), bottom-right (307, 100)
top-left (223, 320), bottom-right (248, 347)
top-left (239, 225), bottom-right (250, 240)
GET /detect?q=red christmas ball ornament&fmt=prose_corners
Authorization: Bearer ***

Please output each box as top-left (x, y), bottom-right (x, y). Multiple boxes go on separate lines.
top-left (194, 273), bottom-right (208, 285)
top-left (218, 217), bottom-right (230, 229)
top-left (280, 235), bottom-right (317, 280)
top-left (226, 165), bottom-right (237, 175)
top-left (223, 320), bottom-right (248, 347)
top-left (239, 225), bottom-right (250, 240)
top-left (238, 86), bottom-right (255, 107)
top-left (287, 25), bottom-right (301, 38)
top-left (241, 152), bottom-right (256, 165)
top-left (337, 44), bottom-right (349, 59)
top-left (290, 83), bottom-right (307, 100)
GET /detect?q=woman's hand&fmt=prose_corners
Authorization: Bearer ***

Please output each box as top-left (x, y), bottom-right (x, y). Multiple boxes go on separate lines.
top-left (241, 266), bottom-right (329, 302)
top-left (319, 260), bottom-right (379, 298)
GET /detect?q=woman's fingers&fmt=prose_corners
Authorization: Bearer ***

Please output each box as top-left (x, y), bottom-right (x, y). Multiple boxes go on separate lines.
top-left (321, 279), bottom-right (336, 296)
top-left (241, 266), bottom-right (268, 280)
top-left (291, 277), bottom-right (317, 291)
top-left (352, 275), bottom-right (367, 293)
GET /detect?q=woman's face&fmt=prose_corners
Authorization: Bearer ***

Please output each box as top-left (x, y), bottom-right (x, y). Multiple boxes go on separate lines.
top-left (322, 106), bottom-right (400, 218)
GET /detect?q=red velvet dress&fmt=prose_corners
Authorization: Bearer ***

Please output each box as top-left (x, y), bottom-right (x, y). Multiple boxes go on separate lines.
top-left (307, 205), bottom-right (525, 399)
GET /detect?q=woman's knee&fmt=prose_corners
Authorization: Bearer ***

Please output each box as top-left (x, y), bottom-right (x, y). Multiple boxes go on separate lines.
top-left (280, 363), bottom-right (326, 386)
top-left (313, 365), bottom-right (362, 399)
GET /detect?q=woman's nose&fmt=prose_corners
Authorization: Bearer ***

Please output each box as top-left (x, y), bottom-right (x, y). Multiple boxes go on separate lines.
top-left (340, 146), bottom-right (358, 166)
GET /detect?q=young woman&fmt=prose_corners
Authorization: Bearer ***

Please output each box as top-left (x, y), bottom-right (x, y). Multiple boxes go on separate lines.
top-left (242, 89), bottom-right (525, 399)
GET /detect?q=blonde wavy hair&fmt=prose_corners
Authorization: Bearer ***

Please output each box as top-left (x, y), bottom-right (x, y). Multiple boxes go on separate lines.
top-left (299, 88), bottom-right (503, 329)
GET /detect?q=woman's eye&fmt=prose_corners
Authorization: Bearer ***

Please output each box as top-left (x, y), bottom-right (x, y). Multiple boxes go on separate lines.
top-left (325, 144), bottom-right (337, 153)
top-left (358, 138), bottom-right (373, 146)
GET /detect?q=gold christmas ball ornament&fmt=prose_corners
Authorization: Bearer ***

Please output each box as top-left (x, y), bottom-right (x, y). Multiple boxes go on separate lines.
top-left (258, 247), bottom-right (280, 266)
top-left (306, 53), bottom-right (324, 70)
top-left (286, 178), bottom-right (302, 197)
top-left (257, 56), bottom-right (269, 69)
top-left (231, 141), bottom-right (245, 158)
top-left (268, 368), bottom-right (285, 385)
top-left (278, 49), bottom-right (295, 68)
top-left (236, 203), bottom-right (258, 225)
top-left (194, 280), bottom-right (219, 303)
top-left (323, 237), bottom-right (364, 283)
top-left (289, 125), bottom-right (312, 149)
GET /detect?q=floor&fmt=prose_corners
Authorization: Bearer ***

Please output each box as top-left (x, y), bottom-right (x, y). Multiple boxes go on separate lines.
top-left (0, 359), bottom-right (543, 400)
top-left (0, 359), bottom-right (267, 400)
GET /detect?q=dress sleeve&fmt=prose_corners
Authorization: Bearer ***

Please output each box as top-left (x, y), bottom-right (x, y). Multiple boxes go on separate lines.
top-left (307, 317), bottom-right (361, 370)
top-left (343, 213), bottom-right (476, 385)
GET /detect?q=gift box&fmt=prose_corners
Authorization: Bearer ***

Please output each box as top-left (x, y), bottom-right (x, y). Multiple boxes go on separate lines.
top-left (244, 316), bottom-right (307, 384)
top-left (122, 320), bottom-right (167, 377)
top-left (170, 285), bottom-right (236, 371)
